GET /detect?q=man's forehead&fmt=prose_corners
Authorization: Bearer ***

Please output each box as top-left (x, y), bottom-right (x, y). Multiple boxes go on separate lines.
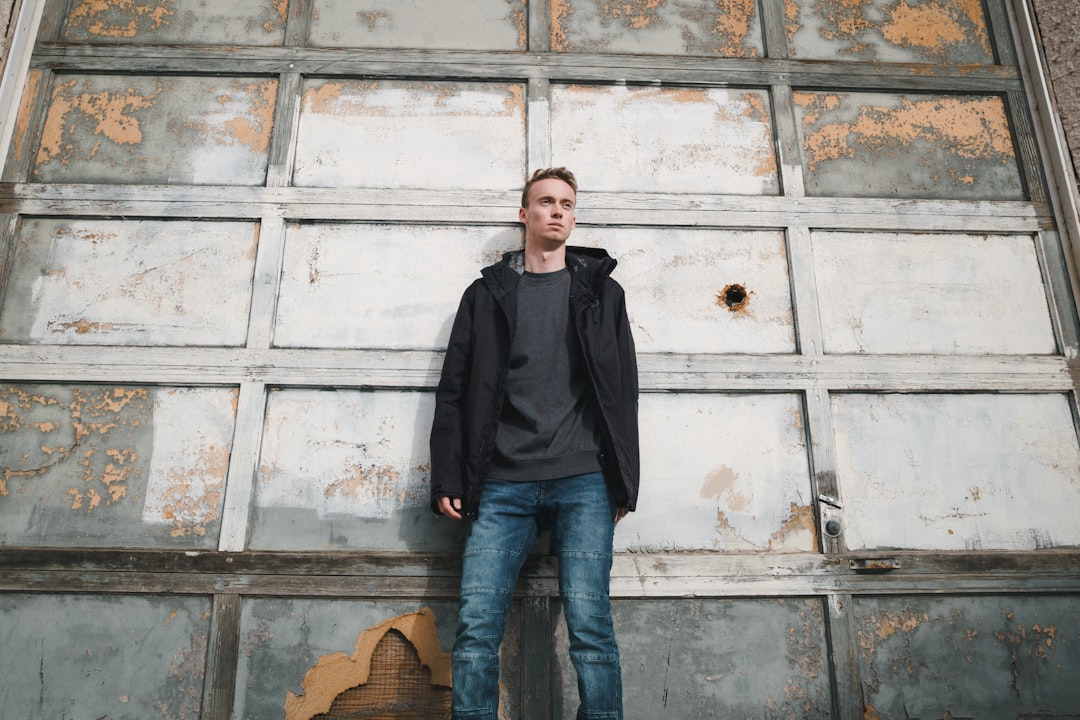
top-left (528, 177), bottom-right (576, 202)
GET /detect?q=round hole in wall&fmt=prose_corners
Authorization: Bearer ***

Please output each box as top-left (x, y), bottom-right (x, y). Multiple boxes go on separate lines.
top-left (718, 283), bottom-right (749, 312)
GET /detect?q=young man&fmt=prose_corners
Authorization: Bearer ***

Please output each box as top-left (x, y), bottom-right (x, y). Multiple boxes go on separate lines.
top-left (430, 167), bottom-right (640, 719)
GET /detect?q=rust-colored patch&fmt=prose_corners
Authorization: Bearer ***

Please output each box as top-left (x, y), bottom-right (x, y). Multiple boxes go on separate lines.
top-left (198, 78), bottom-right (278, 154)
top-left (700, 465), bottom-right (751, 512)
top-left (706, 0), bottom-right (759, 57)
top-left (769, 503), bottom-right (818, 551)
top-left (7, 70), bottom-right (44, 174)
top-left (994, 616), bottom-right (1059, 659)
top-left (510, 0), bottom-right (527, 49)
top-left (816, 0), bottom-right (875, 55)
top-left (1, 385), bottom-right (150, 510)
top-left (66, 0), bottom-right (176, 39)
top-left (784, 0), bottom-right (801, 45)
top-left (358, 11), bottom-right (387, 30)
top-left (881, 0), bottom-right (991, 62)
top-left (551, 0), bottom-right (573, 51)
top-left (797, 93), bottom-right (1015, 172)
top-left (161, 443), bottom-right (228, 537)
top-left (858, 609), bottom-right (929, 652)
top-left (597, 0), bottom-right (666, 30)
top-left (718, 283), bottom-right (752, 312)
top-left (36, 78), bottom-right (163, 168)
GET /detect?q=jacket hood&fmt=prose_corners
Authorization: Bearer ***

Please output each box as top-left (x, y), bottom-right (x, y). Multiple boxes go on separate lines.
top-left (484, 246), bottom-right (616, 296)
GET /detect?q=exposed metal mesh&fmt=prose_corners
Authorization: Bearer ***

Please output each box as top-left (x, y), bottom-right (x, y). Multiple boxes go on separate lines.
top-left (311, 629), bottom-right (451, 720)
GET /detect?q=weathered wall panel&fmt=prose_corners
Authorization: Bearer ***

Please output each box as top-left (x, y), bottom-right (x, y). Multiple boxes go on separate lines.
top-left (785, 0), bottom-right (994, 64)
top-left (293, 79), bottom-right (526, 190)
top-left (573, 226), bottom-right (795, 354)
top-left (0, 383), bottom-right (236, 547)
top-left (833, 392), bottom-right (1080, 550)
top-left (61, 0), bottom-right (288, 46)
top-left (855, 594), bottom-right (1080, 718)
top-left (250, 388), bottom-right (461, 551)
top-left (274, 223), bottom-right (520, 350)
top-left (812, 231), bottom-right (1057, 355)
top-left (794, 91), bottom-right (1025, 199)
top-left (0, 592), bottom-right (212, 718)
top-left (590, 598), bottom-right (832, 719)
top-left (0, 218), bottom-right (258, 346)
top-left (550, 0), bottom-right (763, 57)
top-left (551, 84), bottom-right (779, 194)
top-left (309, 0), bottom-right (527, 51)
top-left (622, 393), bottom-right (815, 553)
top-left (235, 598), bottom-right (461, 720)
top-left (32, 74), bottom-right (277, 185)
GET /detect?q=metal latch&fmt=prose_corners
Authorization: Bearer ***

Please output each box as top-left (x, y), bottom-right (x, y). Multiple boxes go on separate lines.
top-left (848, 557), bottom-right (901, 572)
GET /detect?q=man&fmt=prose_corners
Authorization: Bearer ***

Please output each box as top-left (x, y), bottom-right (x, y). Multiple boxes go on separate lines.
top-left (430, 167), bottom-right (640, 719)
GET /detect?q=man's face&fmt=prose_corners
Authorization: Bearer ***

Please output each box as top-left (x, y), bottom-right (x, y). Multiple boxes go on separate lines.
top-left (519, 178), bottom-right (576, 246)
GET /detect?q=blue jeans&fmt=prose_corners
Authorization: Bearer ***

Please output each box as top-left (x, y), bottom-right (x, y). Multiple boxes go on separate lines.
top-left (452, 472), bottom-right (622, 720)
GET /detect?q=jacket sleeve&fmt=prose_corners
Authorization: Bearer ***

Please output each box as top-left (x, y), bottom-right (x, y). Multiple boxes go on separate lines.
top-left (612, 282), bottom-right (641, 511)
top-left (429, 284), bottom-right (476, 513)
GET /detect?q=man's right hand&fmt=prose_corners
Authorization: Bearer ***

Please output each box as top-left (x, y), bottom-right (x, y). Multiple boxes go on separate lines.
top-left (437, 495), bottom-right (463, 521)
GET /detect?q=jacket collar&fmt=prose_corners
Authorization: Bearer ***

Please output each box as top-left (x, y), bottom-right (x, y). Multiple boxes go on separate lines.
top-left (483, 246), bottom-right (616, 299)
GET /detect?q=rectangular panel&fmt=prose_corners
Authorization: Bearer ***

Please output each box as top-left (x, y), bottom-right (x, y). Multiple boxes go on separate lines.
top-left (251, 389), bottom-right (461, 551)
top-left (0, 384), bottom-right (237, 547)
top-left (833, 393), bottom-right (1080, 550)
top-left (551, 0), bottom-right (763, 57)
top-left (274, 223), bottom-right (519, 350)
top-left (855, 595), bottom-right (1080, 718)
top-left (62, 0), bottom-right (287, 45)
top-left (235, 598), bottom-right (461, 720)
top-left (0, 218), bottom-right (258, 346)
top-left (585, 598), bottom-right (832, 719)
top-left (552, 84), bottom-right (779, 194)
top-left (573, 227), bottom-right (795, 353)
top-left (32, 74), bottom-right (277, 185)
top-left (293, 79), bottom-right (526, 189)
top-left (310, 0), bottom-right (527, 50)
top-left (812, 231), bottom-right (1057, 354)
top-left (794, 92), bottom-right (1024, 199)
top-left (785, 0), bottom-right (995, 64)
top-left (620, 393), bottom-right (815, 552)
top-left (0, 593), bottom-right (212, 719)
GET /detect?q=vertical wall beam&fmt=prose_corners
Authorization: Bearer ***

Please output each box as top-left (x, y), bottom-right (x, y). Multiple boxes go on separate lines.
top-left (200, 593), bottom-right (243, 720)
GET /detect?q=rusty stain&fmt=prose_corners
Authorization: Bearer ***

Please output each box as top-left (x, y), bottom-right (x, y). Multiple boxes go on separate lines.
top-left (769, 503), bottom-right (818, 551)
top-left (8, 69), bottom-right (44, 172)
top-left (881, 0), bottom-right (991, 62)
top-left (66, 0), bottom-right (176, 39)
top-left (36, 79), bottom-right (163, 168)
top-left (858, 609), bottom-right (929, 651)
top-left (48, 318), bottom-right (123, 335)
top-left (718, 283), bottom-right (752, 312)
top-left (1, 385), bottom-right (149, 507)
top-left (994, 615), bottom-right (1060, 659)
top-left (269, 0), bottom-right (288, 33)
top-left (160, 443), bottom-right (228, 537)
top-left (551, 0), bottom-right (572, 51)
top-left (510, 0), bottom-right (527, 49)
top-left (162, 623), bottom-right (208, 719)
top-left (704, 0), bottom-right (759, 57)
top-left (700, 465), bottom-right (750, 511)
top-left (796, 93), bottom-right (1015, 172)
top-left (784, 0), bottom-right (801, 46)
top-left (815, 0), bottom-right (876, 55)
top-left (597, 0), bottom-right (666, 30)
top-left (358, 11), bottom-right (387, 30)
top-left (184, 79), bottom-right (278, 154)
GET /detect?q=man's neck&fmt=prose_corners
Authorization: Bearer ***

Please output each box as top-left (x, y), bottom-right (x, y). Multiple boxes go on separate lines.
top-left (523, 240), bottom-right (567, 273)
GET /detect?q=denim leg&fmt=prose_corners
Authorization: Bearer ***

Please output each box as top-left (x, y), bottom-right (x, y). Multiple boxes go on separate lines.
top-left (546, 473), bottom-right (623, 720)
top-left (453, 480), bottom-right (539, 720)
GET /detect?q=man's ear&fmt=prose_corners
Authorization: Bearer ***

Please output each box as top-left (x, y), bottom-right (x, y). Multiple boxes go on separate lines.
top-left (518, 206), bottom-right (527, 223)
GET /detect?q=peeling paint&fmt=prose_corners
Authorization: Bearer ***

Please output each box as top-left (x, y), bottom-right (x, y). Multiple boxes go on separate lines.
top-left (36, 78), bottom-right (162, 167)
top-left (786, 0), bottom-right (993, 63)
top-left (794, 91), bottom-right (1023, 199)
top-left (184, 78), bottom-right (278, 154)
top-left (66, 0), bottom-right (176, 39)
top-left (1, 384), bottom-right (235, 547)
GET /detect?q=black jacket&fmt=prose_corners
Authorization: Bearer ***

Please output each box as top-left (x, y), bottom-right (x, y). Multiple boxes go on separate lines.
top-left (429, 246), bottom-right (640, 520)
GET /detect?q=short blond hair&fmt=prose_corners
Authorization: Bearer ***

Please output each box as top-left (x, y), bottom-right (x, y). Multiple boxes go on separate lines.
top-left (521, 167), bottom-right (577, 208)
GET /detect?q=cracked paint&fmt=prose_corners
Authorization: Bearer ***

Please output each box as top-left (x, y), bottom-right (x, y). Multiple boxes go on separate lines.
top-left (183, 79), bottom-right (278, 155)
top-left (66, 0), bottom-right (175, 39)
top-left (552, 0), bottom-right (761, 56)
top-left (794, 92), bottom-right (1023, 199)
top-left (36, 78), bottom-right (162, 167)
top-left (0, 384), bottom-right (236, 547)
top-left (785, 0), bottom-right (992, 63)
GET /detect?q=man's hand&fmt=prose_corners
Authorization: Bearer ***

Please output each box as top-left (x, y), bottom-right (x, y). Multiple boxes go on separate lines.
top-left (615, 507), bottom-right (629, 524)
top-left (438, 495), bottom-right (463, 521)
